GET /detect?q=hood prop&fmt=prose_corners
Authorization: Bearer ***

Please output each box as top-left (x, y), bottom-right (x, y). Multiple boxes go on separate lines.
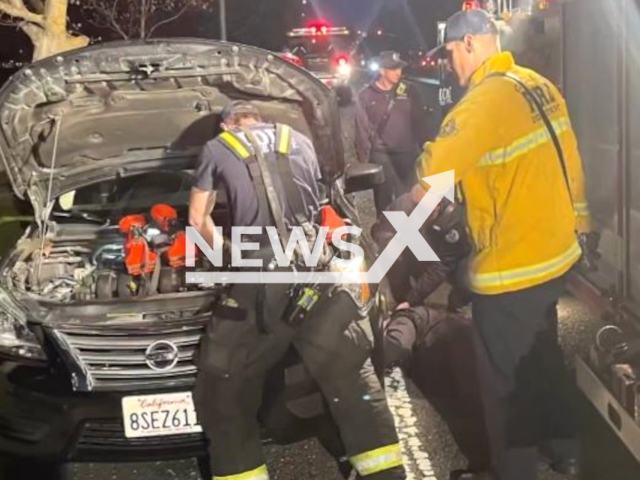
top-left (35, 115), bottom-right (63, 284)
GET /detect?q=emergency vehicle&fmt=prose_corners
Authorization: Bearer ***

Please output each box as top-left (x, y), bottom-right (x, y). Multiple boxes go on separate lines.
top-left (281, 22), bottom-right (357, 104)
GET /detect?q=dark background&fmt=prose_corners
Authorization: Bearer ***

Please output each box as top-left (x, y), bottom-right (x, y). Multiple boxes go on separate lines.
top-left (0, 0), bottom-right (462, 85)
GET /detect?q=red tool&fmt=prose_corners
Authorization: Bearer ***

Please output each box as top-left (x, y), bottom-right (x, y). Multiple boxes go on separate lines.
top-left (320, 205), bottom-right (347, 242)
top-left (118, 214), bottom-right (157, 276)
top-left (150, 204), bottom-right (192, 268)
top-left (150, 204), bottom-right (179, 233)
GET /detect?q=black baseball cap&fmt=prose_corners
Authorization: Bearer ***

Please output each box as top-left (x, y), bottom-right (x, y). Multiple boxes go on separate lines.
top-left (427, 9), bottom-right (499, 59)
top-left (378, 51), bottom-right (408, 70)
top-left (221, 100), bottom-right (261, 121)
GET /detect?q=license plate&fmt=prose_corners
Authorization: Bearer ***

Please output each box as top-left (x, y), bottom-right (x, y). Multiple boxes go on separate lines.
top-left (121, 392), bottom-right (203, 438)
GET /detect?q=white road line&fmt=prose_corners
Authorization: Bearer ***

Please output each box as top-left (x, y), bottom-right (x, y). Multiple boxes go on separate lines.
top-left (385, 368), bottom-right (437, 480)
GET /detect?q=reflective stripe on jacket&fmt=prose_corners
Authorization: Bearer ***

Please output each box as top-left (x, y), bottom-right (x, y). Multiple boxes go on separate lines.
top-left (416, 52), bottom-right (591, 295)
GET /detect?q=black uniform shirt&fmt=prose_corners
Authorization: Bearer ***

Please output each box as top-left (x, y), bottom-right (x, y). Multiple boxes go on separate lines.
top-left (355, 81), bottom-right (427, 162)
top-left (194, 123), bottom-right (322, 229)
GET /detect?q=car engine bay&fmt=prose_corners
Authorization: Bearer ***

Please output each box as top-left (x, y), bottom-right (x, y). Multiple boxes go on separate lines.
top-left (2, 171), bottom-right (220, 304)
top-left (5, 203), bottom-right (210, 303)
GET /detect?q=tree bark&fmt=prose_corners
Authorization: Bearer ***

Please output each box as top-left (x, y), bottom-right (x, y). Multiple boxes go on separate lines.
top-left (0, 0), bottom-right (89, 61)
top-left (36, 0), bottom-right (89, 60)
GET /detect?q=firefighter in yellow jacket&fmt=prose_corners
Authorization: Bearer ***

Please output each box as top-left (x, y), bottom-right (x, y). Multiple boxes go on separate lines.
top-left (415, 9), bottom-right (593, 480)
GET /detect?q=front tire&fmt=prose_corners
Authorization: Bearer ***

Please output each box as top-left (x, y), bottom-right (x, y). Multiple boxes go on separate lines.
top-left (197, 456), bottom-right (212, 479)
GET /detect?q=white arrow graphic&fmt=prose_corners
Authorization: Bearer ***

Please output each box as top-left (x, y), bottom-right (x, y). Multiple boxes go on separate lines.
top-left (365, 170), bottom-right (456, 283)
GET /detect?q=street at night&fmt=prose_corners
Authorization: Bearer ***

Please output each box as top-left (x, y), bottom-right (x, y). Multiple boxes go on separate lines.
top-left (1, 1), bottom-right (640, 480)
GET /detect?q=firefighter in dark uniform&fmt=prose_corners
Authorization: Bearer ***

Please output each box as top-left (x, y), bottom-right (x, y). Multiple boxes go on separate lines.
top-left (372, 193), bottom-right (491, 480)
top-left (355, 51), bottom-right (428, 214)
top-left (189, 101), bottom-right (406, 480)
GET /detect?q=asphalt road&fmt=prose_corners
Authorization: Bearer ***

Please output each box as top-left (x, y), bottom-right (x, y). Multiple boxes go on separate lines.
top-left (4, 91), bottom-right (640, 480)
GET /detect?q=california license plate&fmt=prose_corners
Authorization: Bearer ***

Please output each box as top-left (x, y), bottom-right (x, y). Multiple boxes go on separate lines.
top-left (121, 392), bottom-right (203, 438)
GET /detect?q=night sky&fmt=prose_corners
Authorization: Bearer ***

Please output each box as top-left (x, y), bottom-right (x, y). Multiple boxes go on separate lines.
top-left (308, 0), bottom-right (392, 29)
top-left (308, 0), bottom-right (461, 48)
top-left (0, 0), bottom-right (463, 76)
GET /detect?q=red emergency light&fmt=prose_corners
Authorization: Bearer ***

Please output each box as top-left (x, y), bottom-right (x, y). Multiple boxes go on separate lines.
top-left (462, 1), bottom-right (481, 10)
top-left (335, 55), bottom-right (350, 66)
top-left (305, 20), bottom-right (331, 35)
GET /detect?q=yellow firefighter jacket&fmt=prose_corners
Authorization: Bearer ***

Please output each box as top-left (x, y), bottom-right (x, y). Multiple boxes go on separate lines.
top-left (416, 52), bottom-right (591, 295)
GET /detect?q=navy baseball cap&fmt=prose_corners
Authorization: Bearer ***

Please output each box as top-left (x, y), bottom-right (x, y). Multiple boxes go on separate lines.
top-left (221, 100), bottom-right (261, 121)
top-left (427, 9), bottom-right (499, 58)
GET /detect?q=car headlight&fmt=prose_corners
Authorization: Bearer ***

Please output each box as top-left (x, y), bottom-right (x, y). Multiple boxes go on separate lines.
top-left (0, 290), bottom-right (46, 362)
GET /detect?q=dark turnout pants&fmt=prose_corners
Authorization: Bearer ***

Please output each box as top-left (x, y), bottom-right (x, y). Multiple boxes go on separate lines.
top-left (370, 150), bottom-right (417, 214)
top-left (385, 307), bottom-right (491, 472)
top-left (471, 275), bottom-right (579, 480)
top-left (195, 281), bottom-right (405, 479)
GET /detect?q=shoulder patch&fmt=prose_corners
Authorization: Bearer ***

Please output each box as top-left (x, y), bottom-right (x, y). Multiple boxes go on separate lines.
top-left (438, 118), bottom-right (459, 138)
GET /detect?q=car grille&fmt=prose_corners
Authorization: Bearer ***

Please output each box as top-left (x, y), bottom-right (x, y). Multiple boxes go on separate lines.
top-left (47, 314), bottom-right (209, 392)
top-left (75, 418), bottom-right (205, 457)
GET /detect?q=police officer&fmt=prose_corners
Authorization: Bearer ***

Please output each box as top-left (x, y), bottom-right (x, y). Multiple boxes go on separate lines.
top-left (189, 101), bottom-right (406, 480)
top-left (415, 9), bottom-right (592, 480)
top-left (372, 194), bottom-right (490, 480)
top-left (355, 51), bottom-right (428, 214)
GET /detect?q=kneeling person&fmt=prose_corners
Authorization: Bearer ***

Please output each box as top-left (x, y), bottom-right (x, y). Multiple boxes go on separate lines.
top-left (373, 195), bottom-right (490, 479)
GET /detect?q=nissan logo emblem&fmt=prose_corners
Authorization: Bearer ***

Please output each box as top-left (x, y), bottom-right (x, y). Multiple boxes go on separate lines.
top-left (145, 341), bottom-right (179, 371)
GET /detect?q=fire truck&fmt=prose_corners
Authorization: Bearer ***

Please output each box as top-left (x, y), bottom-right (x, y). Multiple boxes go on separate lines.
top-left (280, 22), bottom-right (357, 105)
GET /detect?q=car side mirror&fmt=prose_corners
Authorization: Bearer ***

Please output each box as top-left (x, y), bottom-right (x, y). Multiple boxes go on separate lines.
top-left (344, 163), bottom-right (385, 194)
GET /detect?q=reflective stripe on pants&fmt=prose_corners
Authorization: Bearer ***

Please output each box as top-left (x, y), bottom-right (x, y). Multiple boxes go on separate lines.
top-left (350, 443), bottom-right (404, 477)
top-left (213, 464), bottom-right (269, 480)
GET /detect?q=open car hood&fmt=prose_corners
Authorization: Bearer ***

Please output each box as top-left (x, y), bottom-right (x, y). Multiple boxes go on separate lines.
top-left (0, 38), bottom-right (344, 219)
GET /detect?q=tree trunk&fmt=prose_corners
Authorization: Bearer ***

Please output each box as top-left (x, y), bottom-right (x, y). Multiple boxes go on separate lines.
top-left (31, 29), bottom-right (89, 60)
top-left (32, 0), bottom-right (88, 60)
top-left (14, 0), bottom-right (89, 61)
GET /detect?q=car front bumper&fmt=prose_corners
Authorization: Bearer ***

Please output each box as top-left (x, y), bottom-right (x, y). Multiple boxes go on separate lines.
top-left (0, 363), bottom-right (206, 462)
